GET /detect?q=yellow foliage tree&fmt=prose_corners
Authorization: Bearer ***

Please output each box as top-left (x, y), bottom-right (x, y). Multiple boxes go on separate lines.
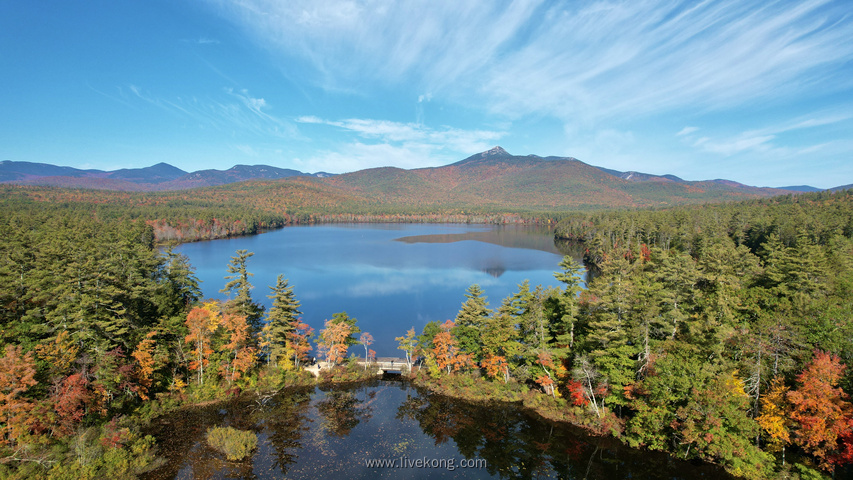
top-left (758, 376), bottom-right (791, 460)
top-left (34, 331), bottom-right (78, 378)
top-left (131, 331), bottom-right (158, 400)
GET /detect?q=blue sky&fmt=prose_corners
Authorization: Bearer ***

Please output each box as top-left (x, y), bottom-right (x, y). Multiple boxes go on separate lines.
top-left (2, 0), bottom-right (852, 188)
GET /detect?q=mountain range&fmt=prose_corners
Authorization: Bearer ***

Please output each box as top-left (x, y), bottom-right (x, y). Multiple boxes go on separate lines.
top-left (2, 147), bottom-right (849, 210)
top-left (0, 160), bottom-right (331, 191)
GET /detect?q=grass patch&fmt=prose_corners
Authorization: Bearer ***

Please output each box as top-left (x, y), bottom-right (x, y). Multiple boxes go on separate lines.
top-left (205, 426), bottom-right (257, 461)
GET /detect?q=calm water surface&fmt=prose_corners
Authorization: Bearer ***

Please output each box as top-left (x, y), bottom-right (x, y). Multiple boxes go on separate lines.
top-left (175, 224), bottom-right (580, 356)
top-left (142, 379), bottom-right (731, 480)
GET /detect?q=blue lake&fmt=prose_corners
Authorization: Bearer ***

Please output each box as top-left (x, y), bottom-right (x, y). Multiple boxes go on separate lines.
top-left (174, 223), bottom-right (579, 357)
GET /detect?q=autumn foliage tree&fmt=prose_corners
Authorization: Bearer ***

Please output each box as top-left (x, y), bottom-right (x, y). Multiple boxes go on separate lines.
top-left (131, 330), bottom-right (159, 401)
top-left (481, 354), bottom-right (509, 383)
top-left (432, 320), bottom-right (472, 375)
top-left (317, 318), bottom-right (351, 367)
top-left (0, 345), bottom-right (37, 445)
top-left (286, 318), bottom-right (314, 369)
top-left (219, 311), bottom-right (256, 384)
top-left (185, 302), bottom-right (221, 385)
top-left (787, 350), bottom-right (853, 472)
top-left (757, 376), bottom-right (791, 461)
top-left (51, 373), bottom-right (90, 437)
top-left (395, 327), bottom-right (417, 371)
top-left (33, 330), bottom-right (78, 380)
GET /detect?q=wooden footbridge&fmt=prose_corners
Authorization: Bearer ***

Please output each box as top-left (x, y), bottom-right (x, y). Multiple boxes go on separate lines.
top-left (305, 357), bottom-right (411, 377)
top-left (362, 357), bottom-right (411, 373)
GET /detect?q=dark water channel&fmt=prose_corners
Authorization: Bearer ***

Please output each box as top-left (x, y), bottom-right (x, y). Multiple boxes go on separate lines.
top-left (141, 378), bottom-right (731, 479)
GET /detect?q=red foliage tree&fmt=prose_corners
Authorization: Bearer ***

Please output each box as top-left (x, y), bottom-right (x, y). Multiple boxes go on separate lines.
top-left (52, 373), bottom-right (91, 437)
top-left (568, 380), bottom-right (589, 407)
top-left (787, 350), bottom-right (853, 471)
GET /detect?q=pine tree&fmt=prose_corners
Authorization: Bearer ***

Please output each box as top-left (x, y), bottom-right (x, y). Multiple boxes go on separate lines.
top-left (220, 250), bottom-right (265, 334)
top-left (263, 274), bottom-right (302, 367)
top-left (551, 257), bottom-right (585, 354)
top-left (452, 284), bottom-right (492, 360)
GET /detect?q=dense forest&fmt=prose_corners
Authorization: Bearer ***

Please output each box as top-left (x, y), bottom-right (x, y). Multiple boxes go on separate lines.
top-left (0, 188), bottom-right (851, 478)
top-left (0, 183), bottom-right (557, 244)
top-left (401, 190), bottom-right (853, 479)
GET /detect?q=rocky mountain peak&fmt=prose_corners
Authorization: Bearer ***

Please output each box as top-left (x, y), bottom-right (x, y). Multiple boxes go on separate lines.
top-left (484, 146), bottom-right (509, 156)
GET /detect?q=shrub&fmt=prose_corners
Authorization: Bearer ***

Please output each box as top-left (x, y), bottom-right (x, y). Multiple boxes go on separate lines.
top-left (205, 426), bottom-right (257, 461)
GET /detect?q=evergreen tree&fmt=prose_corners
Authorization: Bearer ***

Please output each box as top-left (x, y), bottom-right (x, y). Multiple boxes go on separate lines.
top-left (551, 257), bottom-right (585, 355)
top-left (452, 284), bottom-right (492, 360)
top-left (156, 246), bottom-right (201, 318)
top-left (263, 274), bottom-right (302, 367)
top-left (582, 250), bottom-right (637, 408)
top-left (220, 249), bottom-right (265, 333)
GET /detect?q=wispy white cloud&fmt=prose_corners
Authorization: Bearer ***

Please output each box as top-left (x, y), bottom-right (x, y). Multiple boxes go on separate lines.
top-left (182, 37), bottom-right (221, 45)
top-left (695, 134), bottom-right (777, 156)
top-left (125, 84), bottom-right (297, 138)
top-left (679, 109), bottom-right (853, 156)
top-left (294, 116), bottom-right (504, 171)
top-left (204, 0), bottom-right (853, 125)
top-left (292, 141), bottom-right (458, 174)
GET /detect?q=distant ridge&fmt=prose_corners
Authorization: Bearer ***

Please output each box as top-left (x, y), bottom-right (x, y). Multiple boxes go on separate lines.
top-left (777, 185), bottom-right (822, 192)
top-left (320, 146), bottom-right (804, 210)
top-left (1, 150), bottom-right (849, 209)
top-left (108, 163), bottom-right (187, 184)
top-left (0, 160), bottom-right (329, 191)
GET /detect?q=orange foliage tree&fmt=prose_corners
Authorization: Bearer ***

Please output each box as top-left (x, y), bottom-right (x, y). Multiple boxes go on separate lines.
top-left (131, 330), bottom-right (158, 400)
top-left (787, 350), bottom-right (853, 471)
top-left (184, 302), bottom-right (221, 385)
top-left (219, 312), bottom-right (256, 384)
top-left (33, 331), bottom-right (78, 380)
top-left (482, 354), bottom-right (509, 383)
top-left (51, 373), bottom-right (91, 437)
top-left (286, 318), bottom-right (314, 369)
top-left (318, 319), bottom-right (351, 367)
top-left (432, 320), bottom-right (471, 375)
top-left (0, 345), bottom-right (37, 445)
top-left (535, 351), bottom-right (559, 397)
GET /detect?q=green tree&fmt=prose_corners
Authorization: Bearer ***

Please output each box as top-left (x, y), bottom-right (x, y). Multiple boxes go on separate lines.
top-left (395, 327), bottom-right (417, 371)
top-left (220, 249), bottom-right (265, 333)
top-left (551, 257), bottom-right (585, 353)
top-left (452, 284), bottom-right (492, 361)
top-left (263, 274), bottom-right (302, 367)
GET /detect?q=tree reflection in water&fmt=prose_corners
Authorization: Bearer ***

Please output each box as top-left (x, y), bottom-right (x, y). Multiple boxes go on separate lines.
top-left (316, 386), bottom-right (375, 437)
top-left (143, 380), bottom-right (733, 480)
